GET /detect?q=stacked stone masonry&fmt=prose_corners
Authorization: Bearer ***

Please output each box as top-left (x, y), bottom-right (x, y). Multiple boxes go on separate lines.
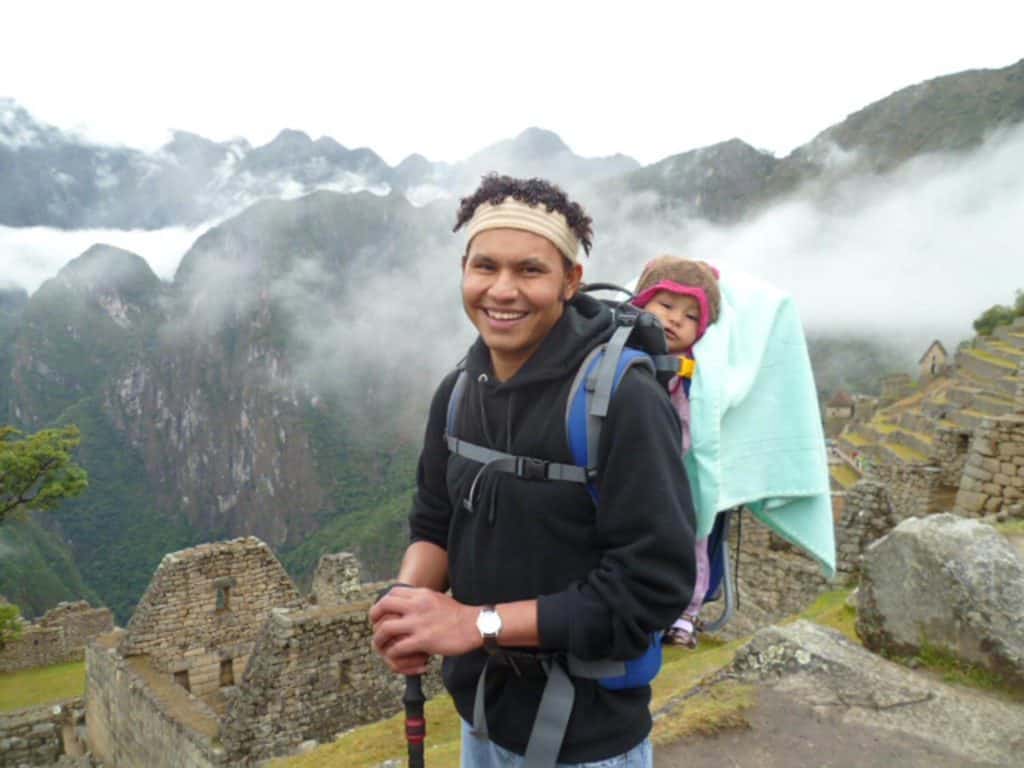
top-left (86, 633), bottom-right (225, 768)
top-left (0, 602), bottom-right (113, 673)
top-left (713, 470), bottom-right (954, 637)
top-left (954, 415), bottom-right (1024, 518)
top-left (871, 463), bottom-right (952, 521)
top-left (221, 602), bottom-right (442, 764)
top-left (86, 539), bottom-right (441, 767)
top-left (310, 552), bottom-right (363, 605)
top-left (118, 537), bottom-right (303, 699)
top-left (0, 699), bottom-right (84, 768)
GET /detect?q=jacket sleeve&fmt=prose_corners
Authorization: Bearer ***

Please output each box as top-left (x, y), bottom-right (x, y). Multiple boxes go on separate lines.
top-left (536, 368), bottom-right (697, 660)
top-left (407, 370), bottom-right (460, 549)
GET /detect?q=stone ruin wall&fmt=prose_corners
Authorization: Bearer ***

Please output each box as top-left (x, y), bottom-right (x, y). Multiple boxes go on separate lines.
top-left (715, 519), bottom-right (833, 639)
top-left (0, 602), bottom-right (113, 673)
top-left (871, 463), bottom-right (951, 520)
top-left (711, 432), bottom-right (1008, 642)
top-left (83, 545), bottom-right (441, 767)
top-left (878, 374), bottom-right (916, 406)
top-left (954, 416), bottom-right (1024, 519)
top-left (220, 602), bottom-right (443, 764)
top-left (118, 537), bottom-right (303, 700)
top-left (0, 700), bottom-right (85, 768)
top-left (933, 427), bottom-right (971, 486)
top-left (710, 478), bottom-right (906, 640)
top-left (86, 631), bottom-right (225, 768)
top-left (309, 551), bottom-right (389, 606)
top-left (719, 467), bottom-right (958, 640)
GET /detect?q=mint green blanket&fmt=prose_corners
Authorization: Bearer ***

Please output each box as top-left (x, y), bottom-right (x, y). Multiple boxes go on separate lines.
top-left (684, 270), bottom-right (836, 577)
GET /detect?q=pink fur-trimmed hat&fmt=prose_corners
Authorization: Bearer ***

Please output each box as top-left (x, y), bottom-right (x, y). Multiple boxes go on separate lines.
top-left (631, 257), bottom-right (721, 341)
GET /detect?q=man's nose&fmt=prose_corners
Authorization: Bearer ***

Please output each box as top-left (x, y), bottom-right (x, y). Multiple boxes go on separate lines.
top-left (488, 269), bottom-right (518, 299)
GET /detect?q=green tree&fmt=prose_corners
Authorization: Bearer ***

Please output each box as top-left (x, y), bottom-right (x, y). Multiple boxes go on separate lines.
top-left (0, 425), bottom-right (88, 522)
top-left (973, 303), bottom-right (1017, 336)
top-left (0, 601), bottom-right (22, 650)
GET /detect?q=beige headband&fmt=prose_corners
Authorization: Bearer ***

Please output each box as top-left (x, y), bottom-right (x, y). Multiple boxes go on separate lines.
top-left (465, 199), bottom-right (580, 263)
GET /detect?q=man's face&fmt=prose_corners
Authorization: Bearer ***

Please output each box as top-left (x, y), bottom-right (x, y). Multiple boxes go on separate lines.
top-left (462, 228), bottom-right (581, 380)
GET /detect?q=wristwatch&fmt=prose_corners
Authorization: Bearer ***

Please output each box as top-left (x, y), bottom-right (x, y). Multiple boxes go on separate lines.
top-left (476, 605), bottom-right (503, 653)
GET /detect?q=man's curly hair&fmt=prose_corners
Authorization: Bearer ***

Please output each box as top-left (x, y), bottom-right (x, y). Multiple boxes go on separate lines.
top-left (453, 174), bottom-right (594, 256)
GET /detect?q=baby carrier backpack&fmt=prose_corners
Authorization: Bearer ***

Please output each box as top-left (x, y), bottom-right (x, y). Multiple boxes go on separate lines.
top-left (444, 285), bottom-right (715, 767)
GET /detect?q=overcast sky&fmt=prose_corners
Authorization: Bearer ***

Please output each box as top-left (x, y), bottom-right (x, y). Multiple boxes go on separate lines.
top-left (2, 1), bottom-right (1021, 166)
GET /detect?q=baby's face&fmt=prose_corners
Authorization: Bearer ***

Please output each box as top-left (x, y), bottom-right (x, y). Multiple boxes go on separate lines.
top-left (644, 290), bottom-right (701, 353)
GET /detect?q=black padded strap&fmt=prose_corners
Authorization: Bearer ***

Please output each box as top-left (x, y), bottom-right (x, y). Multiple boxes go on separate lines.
top-left (445, 436), bottom-right (588, 484)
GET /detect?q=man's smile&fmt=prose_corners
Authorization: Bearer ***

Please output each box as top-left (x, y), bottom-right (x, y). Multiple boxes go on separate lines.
top-left (483, 308), bottom-right (528, 322)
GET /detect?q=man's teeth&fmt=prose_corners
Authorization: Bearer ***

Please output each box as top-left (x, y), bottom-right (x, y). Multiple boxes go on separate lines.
top-left (487, 310), bottom-right (526, 320)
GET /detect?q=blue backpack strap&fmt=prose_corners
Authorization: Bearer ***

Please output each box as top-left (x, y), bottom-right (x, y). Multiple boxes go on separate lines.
top-left (565, 329), bottom-right (655, 503)
top-left (563, 329), bottom-right (662, 690)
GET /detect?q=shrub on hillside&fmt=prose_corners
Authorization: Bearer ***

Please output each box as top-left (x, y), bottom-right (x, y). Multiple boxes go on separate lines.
top-left (973, 289), bottom-right (1024, 336)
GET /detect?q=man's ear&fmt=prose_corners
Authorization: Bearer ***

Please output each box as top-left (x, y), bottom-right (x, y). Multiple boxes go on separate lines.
top-left (564, 262), bottom-right (583, 300)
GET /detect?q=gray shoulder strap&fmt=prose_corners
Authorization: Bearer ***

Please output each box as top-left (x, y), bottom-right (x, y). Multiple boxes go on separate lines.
top-left (445, 369), bottom-right (469, 440)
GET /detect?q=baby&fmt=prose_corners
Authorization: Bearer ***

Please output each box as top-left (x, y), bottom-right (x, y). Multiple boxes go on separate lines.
top-left (632, 255), bottom-right (721, 646)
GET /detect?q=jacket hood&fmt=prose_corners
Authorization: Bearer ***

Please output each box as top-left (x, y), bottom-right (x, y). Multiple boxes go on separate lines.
top-left (463, 293), bottom-right (615, 389)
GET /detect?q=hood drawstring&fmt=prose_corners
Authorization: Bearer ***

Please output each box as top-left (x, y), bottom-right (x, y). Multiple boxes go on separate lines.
top-left (462, 376), bottom-right (516, 526)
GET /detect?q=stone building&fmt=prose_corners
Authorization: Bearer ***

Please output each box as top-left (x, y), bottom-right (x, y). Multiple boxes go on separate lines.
top-left (823, 389), bottom-right (855, 437)
top-left (918, 340), bottom-right (949, 380)
top-left (824, 390), bottom-right (854, 420)
top-left (0, 601), bottom-right (113, 673)
top-left (85, 538), bottom-right (437, 767)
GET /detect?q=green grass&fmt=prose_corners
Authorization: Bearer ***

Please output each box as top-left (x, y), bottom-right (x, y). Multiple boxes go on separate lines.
top-left (842, 432), bottom-right (870, 447)
top-left (887, 642), bottom-right (1024, 702)
top-left (996, 519), bottom-right (1024, 536)
top-left (0, 660), bottom-right (86, 711)
top-left (830, 464), bottom-right (860, 489)
top-left (885, 443), bottom-right (929, 463)
top-left (269, 690), bottom-right (463, 768)
top-left (963, 348), bottom-right (1017, 370)
top-left (789, 589), bottom-right (860, 643)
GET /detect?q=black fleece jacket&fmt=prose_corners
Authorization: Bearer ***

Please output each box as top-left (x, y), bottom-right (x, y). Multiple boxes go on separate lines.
top-left (409, 294), bottom-right (696, 763)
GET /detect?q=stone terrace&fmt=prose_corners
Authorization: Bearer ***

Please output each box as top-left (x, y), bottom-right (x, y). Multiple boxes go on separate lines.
top-left (832, 317), bottom-right (1024, 516)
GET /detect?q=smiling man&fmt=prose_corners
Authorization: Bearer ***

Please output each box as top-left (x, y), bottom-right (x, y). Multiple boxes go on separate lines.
top-left (370, 174), bottom-right (696, 768)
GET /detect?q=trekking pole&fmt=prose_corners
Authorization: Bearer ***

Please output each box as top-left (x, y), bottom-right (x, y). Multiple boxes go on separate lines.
top-left (403, 674), bottom-right (426, 768)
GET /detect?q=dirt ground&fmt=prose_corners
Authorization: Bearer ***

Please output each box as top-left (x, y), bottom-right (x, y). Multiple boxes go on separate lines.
top-left (655, 687), bottom-right (1008, 768)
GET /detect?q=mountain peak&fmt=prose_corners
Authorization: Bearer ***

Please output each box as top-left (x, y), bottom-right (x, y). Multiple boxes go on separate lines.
top-left (0, 99), bottom-right (54, 150)
top-left (58, 245), bottom-right (160, 296)
top-left (266, 129), bottom-right (313, 149)
top-left (513, 127), bottom-right (570, 154)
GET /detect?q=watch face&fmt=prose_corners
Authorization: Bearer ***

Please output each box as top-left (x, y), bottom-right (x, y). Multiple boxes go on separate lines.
top-left (477, 609), bottom-right (501, 636)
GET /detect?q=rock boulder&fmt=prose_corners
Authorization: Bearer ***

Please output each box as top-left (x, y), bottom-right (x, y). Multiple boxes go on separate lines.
top-left (856, 513), bottom-right (1024, 688)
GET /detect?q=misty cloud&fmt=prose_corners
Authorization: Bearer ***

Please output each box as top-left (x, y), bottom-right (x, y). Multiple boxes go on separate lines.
top-left (587, 123), bottom-right (1024, 356)
top-left (0, 223), bottom-right (208, 293)
top-left (262, 238), bottom-right (471, 436)
top-left (6, 120), bottom-right (1023, 423)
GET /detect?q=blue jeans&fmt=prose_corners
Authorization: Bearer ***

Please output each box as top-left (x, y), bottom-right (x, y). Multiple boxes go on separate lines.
top-left (460, 720), bottom-right (653, 768)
